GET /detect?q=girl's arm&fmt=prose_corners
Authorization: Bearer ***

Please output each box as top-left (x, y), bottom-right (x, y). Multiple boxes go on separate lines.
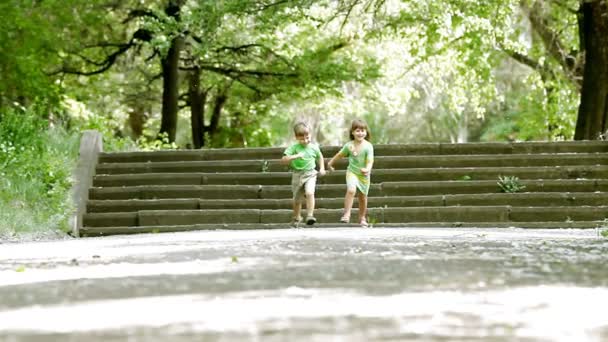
top-left (327, 151), bottom-right (345, 172)
top-left (360, 145), bottom-right (374, 176)
top-left (360, 159), bottom-right (373, 176)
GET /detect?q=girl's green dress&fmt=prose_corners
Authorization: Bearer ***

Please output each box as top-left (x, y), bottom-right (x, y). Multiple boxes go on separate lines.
top-left (340, 140), bottom-right (374, 195)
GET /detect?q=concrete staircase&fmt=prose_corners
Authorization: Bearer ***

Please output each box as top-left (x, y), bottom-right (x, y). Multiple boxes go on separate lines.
top-left (81, 141), bottom-right (608, 236)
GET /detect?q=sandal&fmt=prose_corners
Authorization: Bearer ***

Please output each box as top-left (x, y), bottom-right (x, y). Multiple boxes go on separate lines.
top-left (340, 214), bottom-right (350, 223)
top-left (360, 217), bottom-right (369, 228)
top-left (290, 216), bottom-right (303, 228)
top-left (306, 215), bottom-right (317, 226)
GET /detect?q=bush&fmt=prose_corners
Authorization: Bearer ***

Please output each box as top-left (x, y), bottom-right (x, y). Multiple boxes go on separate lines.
top-left (0, 106), bottom-right (79, 236)
top-left (497, 175), bottom-right (526, 193)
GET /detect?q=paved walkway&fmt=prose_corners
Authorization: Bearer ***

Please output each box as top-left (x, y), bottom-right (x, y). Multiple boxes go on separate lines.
top-left (1, 228), bottom-right (607, 341)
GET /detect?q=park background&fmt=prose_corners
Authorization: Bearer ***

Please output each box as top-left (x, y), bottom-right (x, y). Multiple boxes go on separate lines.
top-left (1, 0), bottom-right (607, 236)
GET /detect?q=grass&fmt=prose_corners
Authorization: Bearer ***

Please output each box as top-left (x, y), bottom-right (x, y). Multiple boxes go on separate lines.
top-left (497, 175), bottom-right (526, 193)
top-left (0, 109), bottom-right (80, 237)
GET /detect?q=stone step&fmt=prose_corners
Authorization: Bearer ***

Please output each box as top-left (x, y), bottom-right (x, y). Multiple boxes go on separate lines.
top-left (87, 192), bottom-right (608, 213)
top-left (96, 141), bottom-right (608, 163)
top-left (92, 165), bottom-right (608, 187)
top-left (80, 220), bottom-right (605, 236)
top-left (82, 141), bottom-right (608, 236)
top-left (95, 153), bottom-right (608, 175)
top-left (88, 180), bottom-right (608, 200)
top-left (82, 206), bottom-right (608, 228)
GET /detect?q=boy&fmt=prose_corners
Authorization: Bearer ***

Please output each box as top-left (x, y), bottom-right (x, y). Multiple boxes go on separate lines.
top-left (282, 122), bottom-right (326, 227)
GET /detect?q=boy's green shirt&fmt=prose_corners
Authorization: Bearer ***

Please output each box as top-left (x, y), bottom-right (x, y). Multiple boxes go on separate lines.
top-left (284, 142), bottom-right (322, 171)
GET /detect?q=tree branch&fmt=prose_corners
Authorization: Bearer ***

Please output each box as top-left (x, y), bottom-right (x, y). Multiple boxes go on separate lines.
top-left (521, 0), bottom-right (582, 83)
top-left (124, 9), bottom-right (159, 23)
top-left (500, 45), bottom-right (555, 82)
top-left (550, 0), bottom-right (578, 14)
top-left (52, 41), bottom-right (134, 76)
top-left (187, 64), bottom-right (298, 78)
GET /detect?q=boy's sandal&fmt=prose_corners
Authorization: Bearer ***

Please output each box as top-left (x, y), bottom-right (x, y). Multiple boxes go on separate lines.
top-left (340, 214), bottom-right (350, 223)
top-left (291, 216), bottom-right (303, 228)
top-left (360, 218), bottom-right (369, 228)
top-left (306, 216), bottom-right (317, 225)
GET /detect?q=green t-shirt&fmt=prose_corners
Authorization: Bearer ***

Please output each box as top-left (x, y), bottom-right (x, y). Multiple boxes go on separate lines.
top-left (340, 140), bottom-right (374, 176)
top-left (284, 142), bottom-right (322, 171)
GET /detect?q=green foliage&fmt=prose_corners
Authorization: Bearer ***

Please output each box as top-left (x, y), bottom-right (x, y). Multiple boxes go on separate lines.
top-left (135, 132), bottom-right (178, 151)
top-left (0, 105), bottom-right (79, 235)
top-left (0, 0), bottom-right (598, 238)
top-left (497, 175), bottom-right (526, 193)
top-left (598, 218), bottom-right (608, 235)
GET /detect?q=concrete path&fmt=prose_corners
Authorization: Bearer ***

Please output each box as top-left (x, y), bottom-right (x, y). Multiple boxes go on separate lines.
top-left (1, 228), bottom-right (608, 341)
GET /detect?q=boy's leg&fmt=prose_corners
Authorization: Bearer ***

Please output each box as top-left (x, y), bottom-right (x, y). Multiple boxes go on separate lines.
top-left (292, 199), bottom-right (303, 220)
top-left (303, 174), bottom-right (318, 225)
top-left (292, 199), bottom-right (303, 227)
top-left (291, 173), bottom-right (304, 227)
top-left (305, 194), bottom-right (315, 217)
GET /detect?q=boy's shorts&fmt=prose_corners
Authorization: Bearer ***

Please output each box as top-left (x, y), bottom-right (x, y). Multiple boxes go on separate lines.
top-left (291, 169), bottom-right (318, 201)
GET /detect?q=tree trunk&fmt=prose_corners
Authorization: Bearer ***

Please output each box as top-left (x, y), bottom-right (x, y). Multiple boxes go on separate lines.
top-left (189, 68), bottom-right (206, 149)
top-left (229, 111), bottom-right (245, 147)
top-left (208, 91), bottom-right (227, 134)
top-left (204, 90), bottom-right (228, 143)
top-left (574, 0), bottom-right (608, 140)
top-left (457, 113), bottom-right (468, 143)
top-left (128, 106), bottom-right (145, 140)
top-left (158, 1), bottom-right (184, 143)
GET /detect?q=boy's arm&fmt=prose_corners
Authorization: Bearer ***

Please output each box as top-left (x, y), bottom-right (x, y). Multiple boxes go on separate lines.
top-left (281, 145), bottom-right (303, 164)
top-left (281, 153), bottom-right (303, 164)
top-left (317, 153), bottom-right (326, 175)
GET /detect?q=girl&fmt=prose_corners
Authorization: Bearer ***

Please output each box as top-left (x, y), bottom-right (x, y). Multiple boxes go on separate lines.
top-left (327, 119), bottom-right (374, 227)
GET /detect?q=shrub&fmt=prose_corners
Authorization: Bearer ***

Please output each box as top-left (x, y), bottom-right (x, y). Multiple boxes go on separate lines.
top-left (497, 175), bottom-right (526, 193)
top-left (0, 106), bottom-right (79, 236)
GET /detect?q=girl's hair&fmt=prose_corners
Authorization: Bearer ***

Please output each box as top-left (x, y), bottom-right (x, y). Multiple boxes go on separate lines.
top-left (349, 119), bottom-right (371, 141)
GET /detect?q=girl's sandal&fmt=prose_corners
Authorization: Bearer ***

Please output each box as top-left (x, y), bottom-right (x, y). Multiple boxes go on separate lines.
top-left (360, 218), bottom-right (369, 228)
top-left (340, 214), bottom-right (350, 223)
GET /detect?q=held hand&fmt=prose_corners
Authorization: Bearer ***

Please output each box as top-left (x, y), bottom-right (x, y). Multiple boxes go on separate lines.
top-left (318, 169), bottom-right (326, 177)
top-left (328, 164), bottom-right (335, 172)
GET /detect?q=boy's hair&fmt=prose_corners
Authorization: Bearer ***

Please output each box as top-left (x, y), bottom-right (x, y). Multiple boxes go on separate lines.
top-left (349, 119), bottom-right (371, 141)
top-left (293, 122), bottom-right (311, 136)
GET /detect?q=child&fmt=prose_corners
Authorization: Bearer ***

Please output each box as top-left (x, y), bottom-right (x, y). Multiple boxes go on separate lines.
top-left (282, 122), bottom-right (326, 227)
top-left (327, 119), bottom-right (374, 227)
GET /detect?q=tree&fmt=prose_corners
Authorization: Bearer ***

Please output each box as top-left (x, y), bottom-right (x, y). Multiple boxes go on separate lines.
top-left (332, 0), bottom-right (607, 141)
top-left (52, 0), bottom-right (376, 146)
top-left (574, 0), bottom-right (608, 139)
top-left (0, 0), bottom-right (96, 111)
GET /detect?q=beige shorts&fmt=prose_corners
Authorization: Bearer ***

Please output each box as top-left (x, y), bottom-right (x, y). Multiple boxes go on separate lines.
top-left (291, 169), bottom-right (318, 201)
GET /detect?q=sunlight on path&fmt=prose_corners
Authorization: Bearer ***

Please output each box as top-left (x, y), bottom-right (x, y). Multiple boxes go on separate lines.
top-left (0, 228), bottom-right (606, 341)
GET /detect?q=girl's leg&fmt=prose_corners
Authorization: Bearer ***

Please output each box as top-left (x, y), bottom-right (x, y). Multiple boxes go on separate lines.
top-left (357, 192), bottom-right (368, 226)
top-left (342, 187), bottom-right (356, 222)
top-left (342, 171), bottom-right (358, 222)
